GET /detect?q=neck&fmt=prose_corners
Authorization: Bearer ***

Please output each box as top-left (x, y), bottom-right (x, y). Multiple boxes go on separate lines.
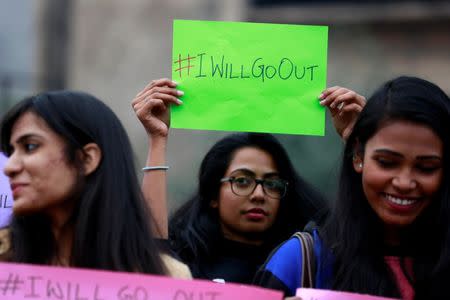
top-left (49, 208), bottom-right (75, 266)
top-left (221, 225), bottom-right (265, 246)
top-left (383, 224), bottom-right (402, 247)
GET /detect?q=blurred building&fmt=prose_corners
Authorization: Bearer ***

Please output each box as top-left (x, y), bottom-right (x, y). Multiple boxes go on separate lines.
top-left (1, 0), bottom-right (449, 209)
top-left (0, 0), bottom-right (36, 114)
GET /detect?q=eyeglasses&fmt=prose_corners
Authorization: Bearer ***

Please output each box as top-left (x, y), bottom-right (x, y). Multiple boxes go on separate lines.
top-left (220, 176), bottom-right (288, 199)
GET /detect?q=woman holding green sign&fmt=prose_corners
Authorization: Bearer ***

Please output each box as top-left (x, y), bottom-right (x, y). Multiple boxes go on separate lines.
top-left (132, 78), bottom-right (365, 284)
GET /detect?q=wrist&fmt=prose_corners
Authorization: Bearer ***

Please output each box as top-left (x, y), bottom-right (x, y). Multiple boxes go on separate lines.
top-left (149, 135), bottom-right (168, 148)
top-left (147, 136), bottom-right (168, 167)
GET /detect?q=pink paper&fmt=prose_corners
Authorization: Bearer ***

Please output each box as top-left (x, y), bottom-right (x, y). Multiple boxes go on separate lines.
top-left (297, 288), bottom-right (399, 300)
top-left (0, 262), bottom-right (283, 300)
top-left (0, 153), bottom-right (13, 228)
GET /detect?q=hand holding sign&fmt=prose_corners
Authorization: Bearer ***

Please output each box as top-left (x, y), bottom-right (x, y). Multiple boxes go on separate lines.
top-left (132, 78), bottom-right (183, 139)
top-left (318, 86), bottom-right (366, 140)
top-left (171, 20), bottom-right (328, 136)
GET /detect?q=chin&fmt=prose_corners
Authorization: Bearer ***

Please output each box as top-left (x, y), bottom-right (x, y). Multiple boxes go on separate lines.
top-left (244, 225), bottom-right (271, 234)
top-left (382, 217), bottom-right (418, 228)
top-left (13, 205), bottom-right (38, 216)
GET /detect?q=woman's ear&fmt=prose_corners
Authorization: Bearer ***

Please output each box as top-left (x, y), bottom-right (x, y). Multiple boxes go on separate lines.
top-left (80, 143), bottom-right (102, 176)
top-left (210, 199), bottom-right (219, 209)
top-left (352, 153), bottom-right (363, 173)
top-left (352, 139), bottom-right (364, 173)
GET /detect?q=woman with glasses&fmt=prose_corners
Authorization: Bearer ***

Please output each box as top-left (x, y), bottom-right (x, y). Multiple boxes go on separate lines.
top-left (132, 78), bottom-right (365, 284)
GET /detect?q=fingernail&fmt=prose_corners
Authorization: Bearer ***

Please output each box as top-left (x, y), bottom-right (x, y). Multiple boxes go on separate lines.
top-left (177, 99), bottom-right (183, 104)
top-left (177, 90), bottom-right (184, 96)
top-left (319, 100), bottom-right (326, 106)
top-left (172, 81), bottom-right (178, 85)
top-left (330, 103), bottom-right (335, 108)
top-left (318, 93), bottom-right (324, 99)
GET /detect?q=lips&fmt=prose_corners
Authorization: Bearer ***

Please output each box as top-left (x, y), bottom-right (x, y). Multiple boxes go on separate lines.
top-left (246, 208), bottom-right (268, 215)
top-left (244, 208), bottom-right (268, 221)
top-left (10, 183), bottom-right (27, 197)
top-left (382, 192), bottom-right (421, 210)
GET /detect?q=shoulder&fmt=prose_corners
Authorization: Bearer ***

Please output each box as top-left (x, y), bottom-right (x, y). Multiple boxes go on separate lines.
top-left (265, 236), bottom-right (303, 272)
top-left (0, 227), bottom-right (12, 261)
top-left (254, 230), bottom-right (327, 296)
top-left (0, 228), bottom-right (11, 254)
top-left (160, 253), bottom-right (192, 279)
top-left (254, 235), bottom-right (304, 296)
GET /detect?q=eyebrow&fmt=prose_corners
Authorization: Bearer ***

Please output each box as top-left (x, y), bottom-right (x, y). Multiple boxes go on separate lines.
top-left (374, 149), bottom-right (442, 161)
top-left (12, 133), bottom-right (43, 145)
top-left (229, 168), bottom-right (280, 177)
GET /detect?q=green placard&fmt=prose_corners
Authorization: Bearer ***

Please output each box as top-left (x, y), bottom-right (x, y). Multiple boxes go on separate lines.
top-left (171, 20), bottom-right (328, 136)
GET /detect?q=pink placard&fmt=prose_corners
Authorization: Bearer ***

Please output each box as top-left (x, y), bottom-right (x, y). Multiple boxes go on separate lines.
top-left (0, 262), bottom-right (283, 300)
top-left (0, 153), bottom-right (13, 228)
top-left (297, 288), bottom-right (399, 300)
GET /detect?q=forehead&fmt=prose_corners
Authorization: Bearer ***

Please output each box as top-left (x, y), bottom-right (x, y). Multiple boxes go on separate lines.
top-left (365, 120), bottom-right (443, 156)
top-left (10, 111), bottom-right (56, 141)
top-left (225, 146), bottom-right (278, 174)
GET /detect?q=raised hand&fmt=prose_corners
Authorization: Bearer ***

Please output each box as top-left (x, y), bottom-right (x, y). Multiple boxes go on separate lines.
top-left (132, 78), bottom-right (183, 139)
top-left (319, 86), bottom-right (366, 141)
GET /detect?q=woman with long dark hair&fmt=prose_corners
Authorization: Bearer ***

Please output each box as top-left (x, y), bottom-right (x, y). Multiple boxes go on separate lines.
top-left (132, 78), bottom-right (364, 283)
top-left (0, 91), bottom-right (190, 278)
top-left (255, 76), bottom-right (450, 299)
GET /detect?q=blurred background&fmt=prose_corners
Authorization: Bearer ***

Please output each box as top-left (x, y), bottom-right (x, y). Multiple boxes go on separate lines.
top-left (1, 0), bottom-right (449, 212)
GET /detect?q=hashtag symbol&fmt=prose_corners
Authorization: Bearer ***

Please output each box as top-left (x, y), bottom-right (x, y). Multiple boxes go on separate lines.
top-left (174, 54), bottom-right (196, 78)
top-left (0, 273), bottom-right (23, 296)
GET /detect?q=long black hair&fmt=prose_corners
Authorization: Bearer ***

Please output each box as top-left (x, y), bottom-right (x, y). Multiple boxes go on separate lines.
top-left (169, 132), bottom-right (325, 263)
top-left (321, 76), bottom-right (450, 298)
top-left (0, 91), bottom-right (166, 274)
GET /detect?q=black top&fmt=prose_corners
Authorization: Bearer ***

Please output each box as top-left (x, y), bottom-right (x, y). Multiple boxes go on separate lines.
top-left (187, 238), bottom-right (273, 284)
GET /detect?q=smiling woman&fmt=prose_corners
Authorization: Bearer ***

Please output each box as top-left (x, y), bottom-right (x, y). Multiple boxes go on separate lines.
top-left (5, 112), bottom-right (85, 219)
top-left (355, 120), bottom-right (443, 235)
top-left (255, 76), bottom-right (450, 299)
top-left (326, 77), bottom-right (450, 299)
top-left (0, 91), bottom-right (190, 278)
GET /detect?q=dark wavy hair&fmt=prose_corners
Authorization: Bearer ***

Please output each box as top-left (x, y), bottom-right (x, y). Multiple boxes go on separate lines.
top-left (0, 91), bottom-right (166, 274)
top-left (169, 132), bottom-right (325, 264)
top-left (321, 76), bottom-right (450, 298)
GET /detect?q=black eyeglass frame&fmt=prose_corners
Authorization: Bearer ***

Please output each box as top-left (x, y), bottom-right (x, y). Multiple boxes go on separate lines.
top-left (220, 176), bottom-right (288, 199)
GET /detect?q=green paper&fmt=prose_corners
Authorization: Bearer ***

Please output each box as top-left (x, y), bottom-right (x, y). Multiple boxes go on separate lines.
top-left (171, 20), bottom-right (328, 136)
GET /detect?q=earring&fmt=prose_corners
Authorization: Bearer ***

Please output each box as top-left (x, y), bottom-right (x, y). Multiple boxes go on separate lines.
top-left (358, 163), bottom-right (363, 169)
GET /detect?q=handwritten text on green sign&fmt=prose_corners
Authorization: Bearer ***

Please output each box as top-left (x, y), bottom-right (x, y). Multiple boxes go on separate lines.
top-left (171, 20), bottom-right (328, 136)
top-left (174, 54), bottom-right (318, 82)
